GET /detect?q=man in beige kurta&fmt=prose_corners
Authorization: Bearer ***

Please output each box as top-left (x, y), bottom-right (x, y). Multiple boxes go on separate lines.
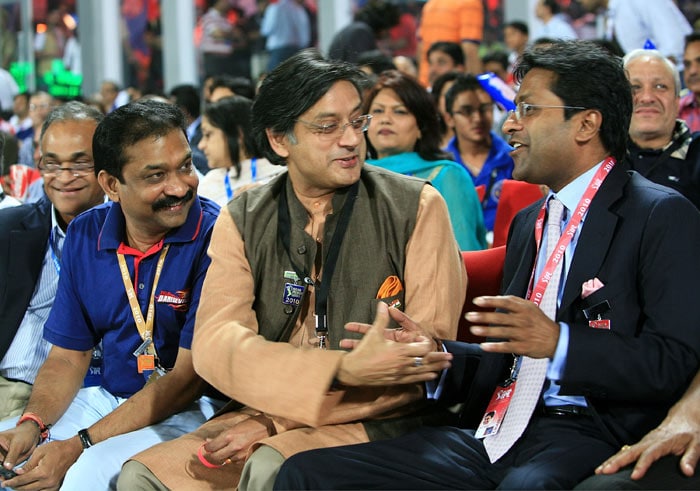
top-left (117, 49), bottom-right (467, 491)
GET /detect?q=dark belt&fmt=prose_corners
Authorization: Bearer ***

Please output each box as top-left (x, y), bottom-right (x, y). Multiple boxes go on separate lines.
top-left (539, 404), bottom-right (591, 418)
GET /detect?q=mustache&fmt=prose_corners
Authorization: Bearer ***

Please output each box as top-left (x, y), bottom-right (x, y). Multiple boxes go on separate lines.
top-left (152, 189), bottom-right (194, 211)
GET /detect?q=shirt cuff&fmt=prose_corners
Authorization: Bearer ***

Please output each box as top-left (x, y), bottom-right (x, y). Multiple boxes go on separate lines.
top-left (546, 322), bottom-right (569, 381)
top-left (425, 343), bottom-right (448, 400)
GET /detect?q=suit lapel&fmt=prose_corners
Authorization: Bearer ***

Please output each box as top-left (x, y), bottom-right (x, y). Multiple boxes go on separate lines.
top-left (559, 164), bottom-right (629, 313)
top-left (0, 200), bottom-right (51, 357)
top-left (503, 203), bottom-right (541, 297)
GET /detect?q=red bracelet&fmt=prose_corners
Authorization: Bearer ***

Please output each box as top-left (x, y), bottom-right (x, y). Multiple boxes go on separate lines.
top-left (17, 412), bottom-right (51, 443)
top-left (197, 442), bottom-right (233, 469)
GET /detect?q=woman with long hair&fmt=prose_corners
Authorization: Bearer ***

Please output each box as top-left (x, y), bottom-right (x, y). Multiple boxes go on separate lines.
top-left (364, 70), bottom-right (486, 250)
top-left (198, 95), bottom-right (279, 205)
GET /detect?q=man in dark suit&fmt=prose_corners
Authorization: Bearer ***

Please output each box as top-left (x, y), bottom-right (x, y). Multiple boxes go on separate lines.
top-left (0, 101), bottom-right (104, 419)
top-left (273, 40), bottom-right (700, 490)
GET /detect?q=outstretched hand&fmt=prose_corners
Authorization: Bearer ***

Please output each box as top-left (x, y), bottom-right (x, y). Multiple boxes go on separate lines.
top-left (335, 303), bottom-right (451, 387)
top-left (466, 295), bottom-right (559, 359)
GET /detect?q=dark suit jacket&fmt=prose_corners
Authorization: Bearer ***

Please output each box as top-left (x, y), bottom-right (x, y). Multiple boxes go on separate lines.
top-left (0, 196), bottom-right (52, 360)
top-left (452, 163), bottom-right (700, 447)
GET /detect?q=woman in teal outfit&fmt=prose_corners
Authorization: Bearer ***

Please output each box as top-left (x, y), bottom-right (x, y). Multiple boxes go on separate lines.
top-left (364, 70), bottom-right (487, 250)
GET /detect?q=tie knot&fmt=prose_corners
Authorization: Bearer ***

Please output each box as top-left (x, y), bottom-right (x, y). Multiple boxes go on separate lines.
top-left (547, 197), bottom-right (564, 229)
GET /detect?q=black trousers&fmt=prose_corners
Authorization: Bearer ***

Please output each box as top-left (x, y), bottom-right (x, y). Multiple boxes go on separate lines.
top-left (274, 415), bottom-right (617, 490)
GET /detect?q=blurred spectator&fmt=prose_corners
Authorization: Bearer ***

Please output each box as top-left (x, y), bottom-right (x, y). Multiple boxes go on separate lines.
top-left (99, 80), bottom-right (130, 114)
top-left (385, 1), bottom-right (418, 59)
top-left (579, 0), bottom-right (691, 66)
top-left (0, 8), bottom-right (17, 69)
top-left (357, 50), bottom-right (397, 79)
top-left (0, 66), bottom-right (18, 116)
top-left (229, 6), bottom-right (254, 80)
top-left (169, 84), bottom-right (209, 175)
top-left (426, 41), bottom-right (465, 88)
top-left (327, 0), bottom-right (400, 64)
top-left (680, 32), bottom-right (700, 133)
top-left (532, 0), bottom-right (578, 42)
top-left (197, 95), bottom-right (278, 205)
top-left (417, 0), bottom-right (484, 87)
top-left (144, 10), bottom-right (163, 95)
top-left (260, 0), bottom-right (310, 71)
top-left (34, 9), bottom-right (66, 81)
top-left (209, 74), bottom-right (256, 101)
top-left (18, 91), bottom-right (53, 167)
top-left (481, 50), bottom-right (510, 84)
top-left (62, 26), bottom-right (81, 75)
top-left (393, 55), bottom-right (418, 79)
top-left (442, 73), bottom-right (514, 233)
top-left (503, 20), bottom-right (529, 82)
top-left (199, 0), bottom-right (237, 79)
top-left (481, 50), bottom-right (511, 134)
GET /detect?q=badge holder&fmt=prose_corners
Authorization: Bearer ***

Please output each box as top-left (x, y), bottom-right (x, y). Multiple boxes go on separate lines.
top-left (475, 358), bottom-right (518, 439)
top-left (583, 300), bottom-right (611, 330)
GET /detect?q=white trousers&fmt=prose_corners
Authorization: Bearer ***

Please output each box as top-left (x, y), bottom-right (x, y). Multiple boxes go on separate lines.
top-left (0, 386), bottom-right (224, 490)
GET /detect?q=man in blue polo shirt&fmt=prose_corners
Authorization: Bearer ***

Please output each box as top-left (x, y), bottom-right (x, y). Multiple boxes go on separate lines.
top-left (0, 100), bottom-right (222, 490)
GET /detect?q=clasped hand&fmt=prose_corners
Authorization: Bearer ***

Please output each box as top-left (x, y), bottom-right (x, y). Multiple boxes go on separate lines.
top-left (200, 415), bottom-right (272, 467)
top-left (0, 425), bottom-right (81, 490)
top-left (336, 302), bottom-right (452, 387)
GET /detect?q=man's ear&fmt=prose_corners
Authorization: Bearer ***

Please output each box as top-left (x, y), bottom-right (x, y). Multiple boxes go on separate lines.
top-left (267, 128), bottom-right (290, 159)
top-left (575, 109), bottom-right (603, 144)
top-left (98, 170), bottom-right (120, 202)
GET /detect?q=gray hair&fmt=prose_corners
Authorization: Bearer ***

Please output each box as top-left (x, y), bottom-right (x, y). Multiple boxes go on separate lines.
top-left (623, 49), bottom-right (682, 97)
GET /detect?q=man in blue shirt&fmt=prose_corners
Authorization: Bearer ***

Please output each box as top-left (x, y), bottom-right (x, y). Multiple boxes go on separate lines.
top-left (443, 73), bottom-right (514, 235)
top-left (0, 102), bottom-right (105, 420)
top-left (0, 100), bottom-right (222, 490)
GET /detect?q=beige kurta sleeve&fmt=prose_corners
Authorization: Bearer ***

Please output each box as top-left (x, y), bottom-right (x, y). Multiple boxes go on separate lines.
top-left (403, 185), bottom-right (467, 341)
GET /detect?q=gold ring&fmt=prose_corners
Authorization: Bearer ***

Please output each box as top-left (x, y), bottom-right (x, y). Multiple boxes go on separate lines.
top-left (222, 457), bottom-right (233, 466)
top-left (621, 445), bottom-right (631, 452)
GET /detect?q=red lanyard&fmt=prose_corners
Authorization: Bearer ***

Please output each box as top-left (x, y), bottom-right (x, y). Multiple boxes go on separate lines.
top-left (526, 157), bottom-right (615, 306)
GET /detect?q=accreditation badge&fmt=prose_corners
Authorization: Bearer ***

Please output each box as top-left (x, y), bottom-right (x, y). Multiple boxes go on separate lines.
top-left (282, 283), bottom-right (304, 306)
top-left (137, 354), bottom-right (156, 373)
top-left (475, 381), bottom-right (516, 439)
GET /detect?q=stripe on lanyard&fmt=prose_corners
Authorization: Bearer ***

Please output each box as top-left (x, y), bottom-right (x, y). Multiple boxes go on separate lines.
top-left (526, 157), bottom-right (615, 307)
top-left (49, 228), bottom-right (61, 275)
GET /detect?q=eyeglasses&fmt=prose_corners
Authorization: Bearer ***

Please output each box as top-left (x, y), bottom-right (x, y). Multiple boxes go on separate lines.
top-left (508, 102), bottom-right (586, 121)
top-left (295, 114), bottom-right (372, 141)
top-left (453, 103), bottom-right (494, 118)
top-left (40, 161), bottom-right (95, 177)
top-left (29, 103), bottom-right (50, 111)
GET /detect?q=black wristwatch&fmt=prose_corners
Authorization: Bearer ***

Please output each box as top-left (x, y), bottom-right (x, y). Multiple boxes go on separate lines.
top-left (77, 428), bottom-right (93, 449)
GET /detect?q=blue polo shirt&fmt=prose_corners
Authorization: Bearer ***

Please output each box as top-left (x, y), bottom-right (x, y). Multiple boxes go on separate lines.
top-left (444, 131), bottom-right (514, 231)
top-left (44, 196), bottom-right (220, 398)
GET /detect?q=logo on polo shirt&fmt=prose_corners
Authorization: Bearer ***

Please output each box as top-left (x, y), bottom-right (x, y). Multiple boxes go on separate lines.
top-left (156, 289), bottom-right (191, 311)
